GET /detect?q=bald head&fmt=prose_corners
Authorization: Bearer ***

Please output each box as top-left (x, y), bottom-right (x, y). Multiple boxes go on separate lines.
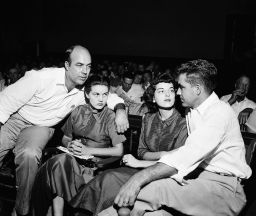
top-left (235, 75), bottom-right (250, 96)
top-left (64, 45), bottom-right (92, 91)
top-left (65, 45), bottom-right (91, 65)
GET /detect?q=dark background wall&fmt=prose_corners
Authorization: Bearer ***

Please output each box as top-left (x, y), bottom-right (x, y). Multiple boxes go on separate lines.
top-left (1, 0), bottom-right (256, 97)
top-left (1, 0), bottom-right (255, 58)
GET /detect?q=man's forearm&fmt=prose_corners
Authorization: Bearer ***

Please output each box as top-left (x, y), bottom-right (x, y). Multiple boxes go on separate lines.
top-left (131, 162), bottom-right (177, 188)
top-left (114, 103), bottom-right (126, 111)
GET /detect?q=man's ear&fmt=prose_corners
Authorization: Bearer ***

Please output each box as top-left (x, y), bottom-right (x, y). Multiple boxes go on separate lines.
top-left (195, 84), bottom-right (201, 95)
top-left (64, 61), bottom-right (70, 71)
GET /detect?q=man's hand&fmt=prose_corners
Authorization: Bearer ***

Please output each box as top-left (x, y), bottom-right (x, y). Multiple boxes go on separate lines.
top-left (228, 89), bottom-right (245, 105)
top-left (114, 175), bottom-right (141, 207)
top-left (115, 109), bottom-right (129, 133)
top-left (238, 108), bottom-right (253, 128)
top-left (114, 163), bottom-right (177, 208)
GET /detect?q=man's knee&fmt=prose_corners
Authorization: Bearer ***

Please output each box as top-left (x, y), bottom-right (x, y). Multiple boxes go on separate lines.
top-left (14, 126), bottom-right (54, 156)
top-left (19, 126), bottom-right (54, 144)
top-left (15, 147), bottom-right (42, 166)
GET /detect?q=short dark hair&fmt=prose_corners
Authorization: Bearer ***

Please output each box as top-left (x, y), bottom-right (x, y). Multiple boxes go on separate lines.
top-left (175, 59), bottom-right (217, 94)
top-left (122, 72), bottom-right (134, 80)
top-left (84, 75), bottom-right (110, 101)
top-left (141, 73), bottom-right (176, 113)
top-left (143, 72), bottom-right (176, 103)
top-left (151, 72), bottom-right (176, 92)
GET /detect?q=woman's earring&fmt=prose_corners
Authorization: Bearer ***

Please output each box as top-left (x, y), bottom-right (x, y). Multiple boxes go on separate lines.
top-left (153, 99), bottom-right (156, 103)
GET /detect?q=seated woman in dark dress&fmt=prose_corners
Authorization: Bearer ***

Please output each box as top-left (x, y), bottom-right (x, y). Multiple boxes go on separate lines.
top-left (31, 75), bottom-right (126, 216)
top-left (67, 72), bottom-right (188, 215)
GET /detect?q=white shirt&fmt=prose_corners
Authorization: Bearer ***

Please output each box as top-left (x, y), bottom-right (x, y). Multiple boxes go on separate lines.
top-left (126, 84), bottom-right (144, 103)
top-left (0, 67), bottom-right (124, 127)
top-left (246, 109), bottom-right (256, 133)
top-left (159, 92), bottom-right (251, 184)
top-left (220, 94), bottom-right (256, 116)
top-left (117, 84), bottom-right (144, 104)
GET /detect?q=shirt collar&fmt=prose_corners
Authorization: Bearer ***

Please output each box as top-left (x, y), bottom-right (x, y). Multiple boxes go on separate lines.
top-left (192, 91), bottom-right (219, 116)
top-left (56, 68), bottom-right (84, 93)
top-left (56, 67), bottom-right (66, 86)
top-left (235, 97), bottom-right (249, 104)
top-left (157, 108), bottom-right (180, 126)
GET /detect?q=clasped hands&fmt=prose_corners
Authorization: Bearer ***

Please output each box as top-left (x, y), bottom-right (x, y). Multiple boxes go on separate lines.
top-left (67, 139), bottom-right (93, 156)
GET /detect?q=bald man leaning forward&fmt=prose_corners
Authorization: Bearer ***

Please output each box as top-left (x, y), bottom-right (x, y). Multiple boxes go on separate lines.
top-left (0, 45), bottom-right (128, 216)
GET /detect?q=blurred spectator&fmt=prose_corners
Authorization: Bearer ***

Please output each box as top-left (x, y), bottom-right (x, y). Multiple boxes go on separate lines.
top-left (220, 75), bottom-right (256, 128)
top-left (6, 67), bottom-right (21, 85)
top-left (133, 71), bottom-right (143, 85)
top-left (137, 63), bottom-right (145, 72)
top-left (142, 70), bottom-right (152, 90)
top-left (0, 71), bottom-right (6, 92)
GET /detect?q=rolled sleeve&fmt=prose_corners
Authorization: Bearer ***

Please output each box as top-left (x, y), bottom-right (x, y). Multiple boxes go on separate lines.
top-left (107, 93), bottom-right (124, 110)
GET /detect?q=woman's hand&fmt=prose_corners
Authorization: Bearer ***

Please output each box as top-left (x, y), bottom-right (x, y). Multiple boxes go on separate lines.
top-left (67, 139), bottom-right (82, 154)
top-left (122, 154), bottom-right (139, 168)
top-left (67, 139), bottom-right (93, 156)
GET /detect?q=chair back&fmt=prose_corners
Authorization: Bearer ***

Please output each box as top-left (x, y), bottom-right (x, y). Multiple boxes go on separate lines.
top-left (241, 131), bottom-right (256, 166)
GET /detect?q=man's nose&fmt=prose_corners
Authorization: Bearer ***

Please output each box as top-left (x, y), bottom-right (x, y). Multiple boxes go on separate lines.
top-left (177, 88), bottom-right (181, 95)
top-left (82, 66), bottom-right (90, 74)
